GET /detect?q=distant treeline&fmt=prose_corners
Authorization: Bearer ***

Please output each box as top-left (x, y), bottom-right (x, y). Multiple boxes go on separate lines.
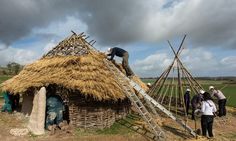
top-left (142, 77), bottom-right (236, 82)
top-left (0, 62), bottom-right (23, 75)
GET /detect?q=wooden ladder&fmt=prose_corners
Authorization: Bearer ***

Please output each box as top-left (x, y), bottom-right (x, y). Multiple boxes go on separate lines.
top-left (104, 60), bottom-right (165, 140)
top-left (104, 59), bottom-right (197, 138)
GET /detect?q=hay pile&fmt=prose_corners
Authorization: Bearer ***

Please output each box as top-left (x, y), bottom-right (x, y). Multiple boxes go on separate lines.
top-left (113, 62), bottom-right (148, 91)
top-left (9, 128), bottom-right (29, 136)
top-left (1, 33), bottom-right (147, 101)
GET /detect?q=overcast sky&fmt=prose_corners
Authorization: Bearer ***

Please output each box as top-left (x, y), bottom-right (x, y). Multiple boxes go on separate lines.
top-left (0, 0), bottom-right (236, 77)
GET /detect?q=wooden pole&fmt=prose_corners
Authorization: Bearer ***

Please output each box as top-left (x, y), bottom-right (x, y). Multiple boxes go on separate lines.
top-left (148, 67), bottom-right (169, 96)
top-left (168, 39), bottom-right (203, 92)
top-left (155, 65), bottom-right (173, 99)
top-left (161, 73), bottom-right (173, 104)
top-left (177, 58), bottom-right (182, 103)
top-left (157, 84), bottom-right (167, 102)
top-left (150, 36), bottom-right (186, 99)
top-left (180, 63), bottom-right (203, 90)
top-left (168, 76), bottom-right (175, 111)
top-left (167, 35), bottom-right (186, 106)
top-left (181, 66), bottom-right (199, 95)
top-left (71, 30), bottom-right (77, 35)
top-left (175, 78), bottom-right (178, 116)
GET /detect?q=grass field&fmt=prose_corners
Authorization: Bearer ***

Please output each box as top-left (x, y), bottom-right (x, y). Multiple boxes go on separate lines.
top-left (0, 75), bottom-right (12, 83)
top-left (0, 75), bottom-right (235, 107)
top-left (142, 78), bottom-right (236, 107)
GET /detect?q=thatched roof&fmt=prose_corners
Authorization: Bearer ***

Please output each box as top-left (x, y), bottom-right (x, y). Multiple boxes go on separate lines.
top-left (1, 33), bottom-right (148, 101)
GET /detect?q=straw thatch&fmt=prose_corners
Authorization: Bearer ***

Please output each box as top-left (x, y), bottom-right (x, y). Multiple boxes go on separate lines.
top-left (1, 33), bottom-right (147, 101)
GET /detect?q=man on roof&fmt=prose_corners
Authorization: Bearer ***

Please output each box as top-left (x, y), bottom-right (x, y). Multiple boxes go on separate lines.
top-left (209, 86), bottom-right (227, 117)
top-left (106, 47), bottom-right (134, 77)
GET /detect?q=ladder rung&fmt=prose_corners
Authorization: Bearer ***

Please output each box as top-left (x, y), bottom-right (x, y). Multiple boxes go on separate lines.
top-left (130, 93), bottom-right (135, 96)
top-left (148, 119), bottom-right (153, 123)
top-left (143, 112), bottom-right (148, 116)
top-left (146, 115), bottom-right (152, 120)
top-left (139, 106), bottom-right (144, 109)
top-left (152, 126), bottom-right (157, 130)
top-left (126, 89), bottom-right (132, 92)
top-left (133, 100), bottom-right (138, 103)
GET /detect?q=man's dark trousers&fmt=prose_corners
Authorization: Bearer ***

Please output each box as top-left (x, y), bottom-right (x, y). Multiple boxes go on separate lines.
top-left (218, 99), bottom-right (227, 117)
top-left (201, 115), bottom-right (214, 137)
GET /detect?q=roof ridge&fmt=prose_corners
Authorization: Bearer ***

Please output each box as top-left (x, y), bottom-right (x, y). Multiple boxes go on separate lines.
top-left (43, 32), bottom-right (96, 58)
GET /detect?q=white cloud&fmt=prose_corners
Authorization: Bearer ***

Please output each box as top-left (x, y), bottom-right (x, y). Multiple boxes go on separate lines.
top-left (0, 43), bottom-right (7, 51)
top-left (43, 40), bottom-right (57, 53)
top-left (1, 0), bottom-right (236, 48)
top-left (220, 56), bottom-right (236, 74)
top-left (181, 48), bottom-right (218, 74)
top-left (221, 56), bottom-right (236, 65)
top-left (33, 16), bottom-right (88, 38)
top-left (0, 45), bottom-right (38, 66)
top-left (143, 0), bottom-right (236, 48)
top-left (133, 52), bottom-right (172, 76)
top-left (0, 0), bottom-right (236, 77)
top-left (132, 48), bottom-right (236, 77)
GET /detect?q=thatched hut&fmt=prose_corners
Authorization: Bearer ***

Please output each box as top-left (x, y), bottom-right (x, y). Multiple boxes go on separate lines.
top-left (1, 33), bottom-right (148, 130)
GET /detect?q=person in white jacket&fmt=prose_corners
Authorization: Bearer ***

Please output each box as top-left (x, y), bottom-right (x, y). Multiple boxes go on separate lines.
top-left (209, 86), bottom-right (227, 117)
top-left (201, 92), bottom-right (217, 138)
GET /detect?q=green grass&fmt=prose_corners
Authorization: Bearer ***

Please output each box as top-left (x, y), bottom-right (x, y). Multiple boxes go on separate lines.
top-left (76, 114), bottom-right (136, 136)
top-left (95, 122), bottom-right (133, 135)
top-left (142, 78), bottom-right (236, 107)
top-left (0, 75), bottom-right (12, 84)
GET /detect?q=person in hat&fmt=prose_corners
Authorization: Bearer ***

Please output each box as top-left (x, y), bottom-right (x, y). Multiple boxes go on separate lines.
top-left (184, 88), bottom-right (191, 115)
top-left (106, 47), bottom-right (134, 77)
top-left (147, 83), bottom-right (152, 88)
top-left (209, 86), bottom-right (226, 117)
top-left (200, 92), bottom-right (217, 138)
top-left (191, 89), bottom-right (204, 120)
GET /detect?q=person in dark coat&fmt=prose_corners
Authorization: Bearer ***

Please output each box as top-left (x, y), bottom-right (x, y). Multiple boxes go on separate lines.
top-left (106, 47), bottom-right (134, 76)
top-left (45, 95), bottom-right (64, 130)
top-left (191, 90), bottom-right (204, 120)
top-left (184, 89), bottom-right (191, 115)
top-left (201, 92), bottom-right (217, 138)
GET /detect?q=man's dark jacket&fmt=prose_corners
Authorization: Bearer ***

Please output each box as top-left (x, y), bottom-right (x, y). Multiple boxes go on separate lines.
top-left (108, 47), bottom-right (127, 60)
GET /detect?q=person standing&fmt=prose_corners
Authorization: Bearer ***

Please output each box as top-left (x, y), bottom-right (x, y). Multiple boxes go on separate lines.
top-left (201, 92), bottom-right (217, 138)
top-left (184, 89), bottom-right (191, 115)
top-left (191, 89), bottom-right (204, 120)
top-left (106, 47), bottom-right (134, 77)
top-left (45, 95), bottom-right (64, 131)
top-left (1, 91), bottom-right (13, 113)
top-left (209, 86), bottom-right (226, 117)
